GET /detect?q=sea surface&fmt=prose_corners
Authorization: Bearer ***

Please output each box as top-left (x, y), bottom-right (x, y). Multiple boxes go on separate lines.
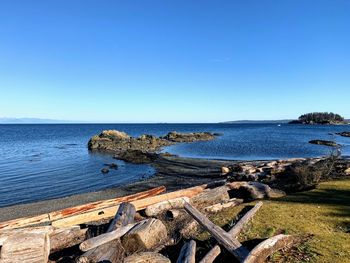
top-left (0, 123), bottom-right (349, 207)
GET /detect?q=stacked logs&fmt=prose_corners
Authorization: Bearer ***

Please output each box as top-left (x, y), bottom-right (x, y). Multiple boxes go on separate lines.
top-left (0, 181), bottom-right (296, 263)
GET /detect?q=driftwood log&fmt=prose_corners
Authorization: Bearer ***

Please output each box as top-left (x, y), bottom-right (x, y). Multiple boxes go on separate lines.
top-left (199, 201), bottom-right (263, 263)
top-left (184, 202), bottom-right (249, 262)
top-left (49, 226), bottom-right (87, 253)
top-left (124, 252), bottom-right (171, 263)
top-left (0, 186), bottom-right (165, 230)
top-left (53, 185), bottom-right (207, 228)
top-left (204, 198), bottom-right (243, 213)
top-left (176, 240), bottom-right (196, 263)
top-left (145, 197), bottom-right (190, 217)
top-left (78, 203), bottom-right (135, 262)
top-left (79, 222), bottom-right (141, 252)
top-left (0, 232), bottom-right (50, 263)
top-left (180, 199), bottom-right (244, 238)
top-left (242, 234), bottom-right (296, 263)
top-left (78, 202), bottom-right (136, 263)
top-left (0, 225), bottom-right (87, 253)
top-left (50, 186), bottom-right (165, 221)
top-left (226, 182), bottom-right (285, 200)
top-left (190, 186), bottom-right (230, 207)
top-left (122, 218), bottom-right (168, 254)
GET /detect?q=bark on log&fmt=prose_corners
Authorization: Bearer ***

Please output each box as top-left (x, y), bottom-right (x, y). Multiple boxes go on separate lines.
top-left (0, 232), bottom-right (50, 263)
top-left (124, 252), bottom-right (171, 263)
top-left (242, 234), bottom-right (297, 263)
top-left (0, 226), bottom-right (86, 253)
top-left (53, 185), bottom-right (207, 228)
top-left (122, 218), bottom-right (168, 254)
top-left (49, 226), bottom-right (87, 253)
top-left (176, 240), bottom-right (196, 263)
top-left (200, 201), bottom-right (263, 263)
top-left (145, 197), bottom-right (190, 217)
top-left (78, 202), bottom-right (136, 263)
top-left (184, 202), bottom-right (249, 262)
top-left (0, 186), bottom-right (165, 230)
top-left (190, 186), bottom-right (230, 207)
top-left (204, 198), bottom-right (243, 213)
top-left (0, 226), bottom-right (53, 245)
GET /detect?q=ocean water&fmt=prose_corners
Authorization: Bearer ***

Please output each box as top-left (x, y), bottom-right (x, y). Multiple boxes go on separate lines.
top-left (0, 123), bottom-right (349, 207)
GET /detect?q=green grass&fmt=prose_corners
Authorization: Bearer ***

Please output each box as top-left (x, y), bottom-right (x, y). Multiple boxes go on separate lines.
top-left (197, 179), bottom-right (350, 263)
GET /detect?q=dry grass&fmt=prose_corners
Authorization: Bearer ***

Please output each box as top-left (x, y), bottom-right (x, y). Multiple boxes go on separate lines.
top-left (194, 179), bottom-right (350, 263)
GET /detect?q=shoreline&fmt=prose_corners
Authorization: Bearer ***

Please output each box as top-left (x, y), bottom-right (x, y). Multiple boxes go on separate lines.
top-left (0, 156), bottom-right (234, 222)
top-left (1, 154), bottom-right (348, 223)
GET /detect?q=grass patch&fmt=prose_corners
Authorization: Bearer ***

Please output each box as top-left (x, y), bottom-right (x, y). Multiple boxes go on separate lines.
top-left (196, 179), bottom-right (350, 263)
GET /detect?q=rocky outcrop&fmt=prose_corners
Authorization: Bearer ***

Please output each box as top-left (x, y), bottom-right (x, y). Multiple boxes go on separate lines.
top-left (88, 130), bottom-right (218, 163)
top-left (309, 140), bottom-right (339, 147)
top-left (160, 131), bottom-right (216, 142)
top-left (336, 131), bottom-right (350, 137)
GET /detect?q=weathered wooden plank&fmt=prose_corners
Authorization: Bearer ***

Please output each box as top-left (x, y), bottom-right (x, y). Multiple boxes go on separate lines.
top-left (184, 202), bottom-right (249, 262)
top-left (53, 185), bottom-right (207, 228)
top-left (0, 186), bottom-right (165, 230)
top-left (49, 186), bottom-right (165, 221)
top-left (0, 214), bottom-right (50, 231)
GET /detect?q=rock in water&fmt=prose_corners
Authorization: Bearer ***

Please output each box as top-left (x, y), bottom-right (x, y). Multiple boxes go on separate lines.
top-left (161, 131), bottom-right (216, 142)
top-left (336, 131), bottom-right (350, 137)
top-left (101, 168), bottom-right (109, 174)
top-left (105, 163), bottom-right (118, 169)
top-left (309, 140), bottom-right (339, 147)
top-left (88, 130), bottom-right (218, 163)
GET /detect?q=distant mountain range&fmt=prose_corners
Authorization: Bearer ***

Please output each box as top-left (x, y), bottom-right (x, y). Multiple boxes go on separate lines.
top-left (0, 118), bottom-right (73, 124)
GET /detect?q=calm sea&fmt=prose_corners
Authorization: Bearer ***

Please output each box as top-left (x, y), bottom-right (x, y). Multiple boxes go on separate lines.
top-left (0, 123), bottom-right (349, 207)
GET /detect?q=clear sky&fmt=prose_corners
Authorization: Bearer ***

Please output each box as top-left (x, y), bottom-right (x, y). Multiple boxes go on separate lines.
top-left (0, 1), bottom-right (349, 123)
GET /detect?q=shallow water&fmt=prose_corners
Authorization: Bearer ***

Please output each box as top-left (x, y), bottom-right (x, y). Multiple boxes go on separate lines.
top-left (0, 123), bottom-right (349, 207)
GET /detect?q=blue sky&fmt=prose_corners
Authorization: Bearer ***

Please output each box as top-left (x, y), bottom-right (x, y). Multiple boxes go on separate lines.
top-left (0, 1), bottom-right (349, 122)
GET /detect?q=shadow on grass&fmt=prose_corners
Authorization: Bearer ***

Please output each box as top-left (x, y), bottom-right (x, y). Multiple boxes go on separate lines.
top-left (273, 187), bottom-right (350, 218)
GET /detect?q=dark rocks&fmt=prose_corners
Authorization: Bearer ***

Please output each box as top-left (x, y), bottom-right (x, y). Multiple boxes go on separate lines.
top-left (115, 150), bottom-right (158, 164)
top-left (101, 168), bottom-right (109, 174)
top-left (105, 163), bottom-right (118, 169)
top-left (309, 140), bottom-right (339, 147)
top-left (336, 131), bottom-right (350, 137)
top-left (160, 131), bottom-right (216, 142)
top-left (88, 130), bottom-right (218, 163)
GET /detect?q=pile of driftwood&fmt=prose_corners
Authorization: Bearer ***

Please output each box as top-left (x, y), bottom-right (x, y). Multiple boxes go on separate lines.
top-left (0, 181), bottom-right (297, 263)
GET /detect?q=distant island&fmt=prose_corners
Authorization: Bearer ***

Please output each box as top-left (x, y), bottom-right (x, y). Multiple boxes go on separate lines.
top-left (289, 112), bottom-right (348, 125)
top-left (222, 119), bottom-right (292, 124)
